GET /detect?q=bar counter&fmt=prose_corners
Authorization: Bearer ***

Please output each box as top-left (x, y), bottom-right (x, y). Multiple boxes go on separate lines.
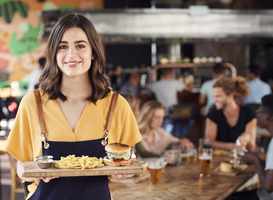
top-left (109, 154), bottom-right (258, 200)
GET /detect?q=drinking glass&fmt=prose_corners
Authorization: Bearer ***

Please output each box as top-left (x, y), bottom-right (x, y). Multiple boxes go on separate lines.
top-left (169, 145), bottom-right (182, 166)
top-left (186, 148), bottom-right (197, 162)
top-left (147, 159), bottom-right (163, 184)
top-left (231, 139), bottom-right (248, 165)
top-left (198, 139), bottom-right (212, 177)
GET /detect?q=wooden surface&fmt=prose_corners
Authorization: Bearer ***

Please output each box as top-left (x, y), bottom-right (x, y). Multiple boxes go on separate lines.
top-left (24, 159), bottom-right (143, 178)
top-left (211, 164), bottom-right (248, 176)
top-left (109, 154), bottom-right (257, 200)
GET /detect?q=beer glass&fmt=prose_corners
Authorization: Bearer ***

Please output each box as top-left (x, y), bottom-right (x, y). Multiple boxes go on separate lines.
top-left (186, 148), bottom-right (197, 162)
top-left (199, 143), bottom-right (212, 177)
top-left (148, 159), bottom-right (162, 184)
top-left (169, 145), bottom-right (182, 166)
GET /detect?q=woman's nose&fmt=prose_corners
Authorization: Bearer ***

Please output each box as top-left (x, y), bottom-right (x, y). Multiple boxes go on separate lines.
top-left (67, 47), bottom-right (76, 57)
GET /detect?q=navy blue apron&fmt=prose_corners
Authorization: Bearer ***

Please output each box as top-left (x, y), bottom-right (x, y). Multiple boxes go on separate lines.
top-left (28, 139), bottom-right (111, 200)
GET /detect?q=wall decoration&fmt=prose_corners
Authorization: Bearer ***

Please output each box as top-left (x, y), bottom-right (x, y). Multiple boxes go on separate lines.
top-left (0, 0), bottom-right (29, 23)
top-left (9, 23), bottom-right (41, 56)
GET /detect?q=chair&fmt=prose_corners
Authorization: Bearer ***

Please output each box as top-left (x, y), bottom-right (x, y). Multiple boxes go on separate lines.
top-left (8, 153), bottom-right (25, 200)
top-left (167, 104), bottom-right (196, 137)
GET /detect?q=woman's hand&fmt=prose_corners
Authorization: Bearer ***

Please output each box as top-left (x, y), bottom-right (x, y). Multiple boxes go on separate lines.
top-left (34, 177), bottom-right (59, 183)
top-left (180, 138), bottom-right (194, 150)
top-left (108, 174), bottom-right (133, 182)
top-left (163, 152), bottom-right (175, 164)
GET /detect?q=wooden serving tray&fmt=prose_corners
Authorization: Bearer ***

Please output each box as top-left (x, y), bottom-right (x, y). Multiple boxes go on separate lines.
top-left (211, 164), bottom-right (248, 176)
top-left (23, 159), bottom-right (143, 178)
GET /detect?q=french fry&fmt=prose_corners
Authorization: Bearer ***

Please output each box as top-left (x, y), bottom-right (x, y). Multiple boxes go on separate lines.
top-left (55, 155), bottom-right (105, 170)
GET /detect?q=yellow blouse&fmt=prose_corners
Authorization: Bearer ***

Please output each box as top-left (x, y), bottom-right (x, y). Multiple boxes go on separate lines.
top-left (4, 89), bottom-right (141, 199)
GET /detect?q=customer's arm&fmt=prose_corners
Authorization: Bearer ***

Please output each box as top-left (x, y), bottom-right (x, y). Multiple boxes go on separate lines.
top-left (135, 141), bottom-right (160, 158)
top-left (205, 118), bottom-right (236, 150)
top-left (242, 153), bottom-right (273, 193)
top-left (237, 118), bottom-right (257, 152)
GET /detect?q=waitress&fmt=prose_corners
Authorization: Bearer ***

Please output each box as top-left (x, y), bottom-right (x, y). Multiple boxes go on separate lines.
top-left (4, 14), bottom-right (141, 200)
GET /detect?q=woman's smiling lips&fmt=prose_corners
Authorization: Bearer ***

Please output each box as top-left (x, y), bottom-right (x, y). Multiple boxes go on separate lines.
top-left (64, 61), bottom-right (82, 67)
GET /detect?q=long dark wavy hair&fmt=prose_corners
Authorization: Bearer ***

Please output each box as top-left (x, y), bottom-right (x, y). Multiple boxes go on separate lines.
top-left (39, 13), bottom-right (110, 103)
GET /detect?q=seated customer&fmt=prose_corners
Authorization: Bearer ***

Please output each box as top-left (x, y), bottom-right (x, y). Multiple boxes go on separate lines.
top-left (228, 94), bottom-right (273, 200)
top-left (122, 94), bottom-right (160, 158)
top-left (244, 65), bottom-right (271, 105)
top-left (119, 72), bottom-right (140, 96)
top-left (205, 76), bottom-right (257, 152)
top-left (137, 100), bottom-right (194, 155)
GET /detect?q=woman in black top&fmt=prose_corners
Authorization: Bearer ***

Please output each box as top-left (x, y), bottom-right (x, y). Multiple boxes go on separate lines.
top-left (205, 76), bottom-right (257, 152)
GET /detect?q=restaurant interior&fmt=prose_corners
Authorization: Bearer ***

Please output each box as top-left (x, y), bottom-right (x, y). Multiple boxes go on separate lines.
top-left (0, 0), bottom-right (273, 200)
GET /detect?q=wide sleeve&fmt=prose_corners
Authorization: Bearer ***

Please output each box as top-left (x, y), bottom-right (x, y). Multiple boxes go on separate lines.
top-left (4, 92), bottom-right (37, 161)
top-left (108, 94), bottom-right (142, 147)
top-left (206, 106), bottom-right (218, 123)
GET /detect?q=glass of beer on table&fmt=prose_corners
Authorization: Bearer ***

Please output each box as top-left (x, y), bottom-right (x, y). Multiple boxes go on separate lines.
top-left (147, 159), bottom-right (163, 184)
top-left (198, 139), bottom-right (212, 177)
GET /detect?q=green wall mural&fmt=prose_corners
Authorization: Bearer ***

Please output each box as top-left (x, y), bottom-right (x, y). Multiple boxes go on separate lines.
top-left (9, 23), bottom-right (41, 56)
top-left (0, 0), bottom-right (29, 23)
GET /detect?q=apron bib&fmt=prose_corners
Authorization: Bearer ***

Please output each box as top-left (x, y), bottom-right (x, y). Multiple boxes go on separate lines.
top-left (30, 90), bottom-right (119, 200)
top-left (28, 139), bottom-right (111, 200)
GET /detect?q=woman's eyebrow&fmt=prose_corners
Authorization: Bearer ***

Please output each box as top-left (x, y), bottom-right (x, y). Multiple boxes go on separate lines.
top-left (59, 40), bottom-right (88, 44)
top-left (75, 40), bottom-right (88, 44)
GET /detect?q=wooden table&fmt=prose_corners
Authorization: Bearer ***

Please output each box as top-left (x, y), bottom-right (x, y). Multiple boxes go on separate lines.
top-left (109, 154), bottom-right (257, 200)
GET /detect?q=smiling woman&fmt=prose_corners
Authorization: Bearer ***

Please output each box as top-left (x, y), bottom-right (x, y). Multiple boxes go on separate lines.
top-left (39, 13), bottom-right (108, 102)
top-left (137, 100), bottom-right (194, 156)
top-left (4, 13), bottom-right (142, 200)
top-left (56, 27), bottom-right (93, 78)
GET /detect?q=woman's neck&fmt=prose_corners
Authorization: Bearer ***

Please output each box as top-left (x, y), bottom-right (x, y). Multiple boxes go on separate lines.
top-left (60, 75), bottom-right (92, 100)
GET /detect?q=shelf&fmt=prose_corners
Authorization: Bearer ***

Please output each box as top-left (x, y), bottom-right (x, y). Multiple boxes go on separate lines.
top-left (154, 63), bottom-right (215, 69)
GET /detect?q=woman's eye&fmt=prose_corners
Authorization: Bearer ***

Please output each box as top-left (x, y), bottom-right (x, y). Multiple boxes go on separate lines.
top-left (77, 45), bottom-right (85, 49)
top-left (59, 45), bottom-right (67, 49)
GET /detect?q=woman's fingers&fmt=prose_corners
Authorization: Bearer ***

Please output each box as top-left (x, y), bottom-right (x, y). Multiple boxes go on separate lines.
top-left (35, 177), bottom-right (59, 183)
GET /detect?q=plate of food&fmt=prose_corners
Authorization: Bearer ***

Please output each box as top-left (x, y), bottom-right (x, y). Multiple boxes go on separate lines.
top-left (23, 143), bottom-right (143, 178)
top-left (211, 161), bottom-right (248, 176)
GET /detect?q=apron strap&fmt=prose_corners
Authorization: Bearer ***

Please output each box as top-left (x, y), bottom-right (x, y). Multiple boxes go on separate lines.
top-left (102, 92), bottom-right (118, 146)
top-left (34, 89), bottom-right (49, 149)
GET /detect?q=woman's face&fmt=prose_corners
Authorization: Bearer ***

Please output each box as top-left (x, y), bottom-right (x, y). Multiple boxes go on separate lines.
top-left (149, 108), bottom-right (165, 129)
top-left (56, 27), bottom-right (93, 78)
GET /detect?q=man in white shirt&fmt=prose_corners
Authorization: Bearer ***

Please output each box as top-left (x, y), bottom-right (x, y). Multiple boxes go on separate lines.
top-left (149, 68), bottom-right (191, 115)
top-left (244, 66), bottom-right (271, 105)
top-left (149, 68), bottom-right (191, 135)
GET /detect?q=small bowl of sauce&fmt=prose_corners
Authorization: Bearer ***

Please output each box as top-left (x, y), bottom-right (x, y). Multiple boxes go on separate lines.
top-left (36, 155), bottom-right (54, 169)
